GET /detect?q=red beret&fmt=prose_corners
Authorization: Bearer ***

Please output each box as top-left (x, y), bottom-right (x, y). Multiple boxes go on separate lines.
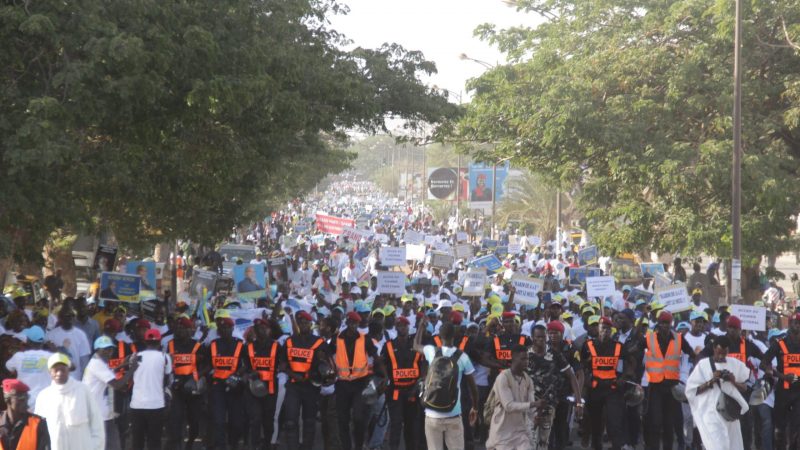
top-left (104, 318), bottom-right (122, 333)
top-left (217, 317), bottom-right (234, 327)
top-left (657, 311), bottom-right (673, 323)
top-left (396, 316), bottom-right (410, 326)
top-left (135, 319), bottom-right (152, 329)
top-left (177, 317), bottom-right (194, 328)
top-left (600, 316), bottom-right (614, 327)
top-left (727, 315), bottom-right (742, 329)
top-left (451, 311), bottom-right (464, 325)
top-left (2, 379), bottom-right (29, 395)
top-left (501, 312), bottom-right (516, 319)
top-left (346, 311), bottom-right (361, 322)
top-left (546, 320), bottom-right (565, 333)
top-left (295, 311), bottom-right (313, 322)
top-left (793, 313), bottom-right (800, 323)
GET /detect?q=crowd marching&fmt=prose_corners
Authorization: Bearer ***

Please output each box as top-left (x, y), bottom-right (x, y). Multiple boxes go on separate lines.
top-left (2, 179), bottom-right (799, 450)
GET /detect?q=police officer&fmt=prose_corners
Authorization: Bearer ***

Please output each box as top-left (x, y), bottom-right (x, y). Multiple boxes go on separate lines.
top-left (582, 316), bottom-right (625, 450)
top-left (243, 318), bottom-right (284, 450)
top-left (762, 312), bottom-right (800, 449)
top-left (166, 317), bottom-right (208, 450)
top-left (209, 316), bottom-right (245, 450)
top-left (382, 316), bottom-right (421, 450)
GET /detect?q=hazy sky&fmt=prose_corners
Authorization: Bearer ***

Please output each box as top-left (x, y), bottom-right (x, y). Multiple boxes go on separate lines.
top-left (328, 0), bottom-right (536, 101)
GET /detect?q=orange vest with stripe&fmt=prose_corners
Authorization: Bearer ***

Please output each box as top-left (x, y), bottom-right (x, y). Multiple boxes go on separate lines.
top-left (335, 334), bottom-right (371, 381)
top-left (248, 341), bottom-right (278, 394)
top-left (169, 340), bottom-right (201, 380)
top-left (109, 341), bottom-right (137, 380)
top-left (433, 335), bottom-right (469, 351)
top-left (727, 338), bottom-right (747, 364)
top-left (778, 339), bottom-right (800, 389)
top-left (385, 340), bottom-right (421, 400)
top-left (644, 331), bottom-right (682, 383)
top-left (586, 339), bottom-right (622, 388)
top-left (211, 340), bottom-right (243, 380)
top-left (494, 335), bottom-right (526, 362)
top-left (0, 414), bottom-right (40, 450)
top-left (286, 336), bottom-right (324, 381)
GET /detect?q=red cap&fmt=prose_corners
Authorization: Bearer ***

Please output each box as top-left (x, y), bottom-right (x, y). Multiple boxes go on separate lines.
top-left (346, 311), bottom-right (361, 322)
top-left (727, 315), bottom-right (742, 329)
top-left (657, 311), bottom-right (673, 323)
top-left (217, 317), bottom-right (234, 327)
top-left (451, 311), bottom-right (464, 325)
top-left (176, 317), bottom-right (193, 328)
top-left (103, 318), bottom-right (122, 333)
top-left (136, 319), bottom-right (152, 329)
top-left (144, 329), bottom-right (162, 341)
top-left (600, 316), bottom-right (614, 327)
top-left (396, 316), bottom-right (410, 326)
top-left (792, 313), bottom-right (800, 323)
top-left (295, 311), bottom-right (313, 322)
top-left (2, 379), bottom-right (29, 394)
top-left (546, 320), bottom-right (565, 333)
top-left (501, 311), bottom-right (516, 319)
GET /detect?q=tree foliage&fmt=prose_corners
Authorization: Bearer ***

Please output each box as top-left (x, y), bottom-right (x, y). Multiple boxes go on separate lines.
top-left (457, 0), bottom-right (800, 259)
top-left (496, 172), bottom-right (578, 238)
top-left (1, 0), bottom-right (458, 262)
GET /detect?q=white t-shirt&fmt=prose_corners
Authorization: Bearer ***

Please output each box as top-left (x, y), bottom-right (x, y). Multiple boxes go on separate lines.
top-left (422, 345), bottom-right (475, 418)
top-left (46, 326), bottom-right (91, 379)
top-left (130, 349), bottom-right (172, 410)
top-left (5, 349), bottom-right (53, 409)
top-left (83, 355), bottom-right (116, 420)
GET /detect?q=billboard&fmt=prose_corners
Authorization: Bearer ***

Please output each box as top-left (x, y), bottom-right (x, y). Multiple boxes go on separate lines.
top-left (468, 162), bottom-right (509, 205)
top-left (427, 167), bottom-right (459, 200)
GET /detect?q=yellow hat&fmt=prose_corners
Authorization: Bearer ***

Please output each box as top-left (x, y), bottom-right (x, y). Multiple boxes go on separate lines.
top-left (453, 303), bottom-right (465, 312)
top-left (561, 311), bottom-right (574, 320)
top-left (587, 315), bottom-right (600, 326)
top-left (47, 352), bottom-right (72, 369)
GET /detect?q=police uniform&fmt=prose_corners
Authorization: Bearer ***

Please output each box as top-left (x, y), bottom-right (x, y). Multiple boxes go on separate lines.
top-left (382, 335), bottom-right (422, 450)
top-left (283, 333), bottom-right (325, 450)
top-left (243, 339), bottom-right (283, 450)
top-left (331, 330), bottom-right (379, 450)
top-left (166, 339), bottom-right (207, 449)
top-left (763, 334), bottom-right (800, 449)
top-left (209, 337), bottom-right (245, 449)
top-left (581, 337), bottom-right (626, 450)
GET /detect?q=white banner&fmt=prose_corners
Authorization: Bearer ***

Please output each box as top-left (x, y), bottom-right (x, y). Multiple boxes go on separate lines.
top-left (342, 226), bottom-right (374, 242)
top-left (431, 252), bottom-right (455, 269)
top-left (463, 269), bottom-right (486, 296)
top-left (404, 229), bottom-right (425, 245)
top-left (377, 271), bottom-right (406, 296)
top-left (508, 243), bottom-right (522, 255)
top-left (586, 276), bottom-right (616, 299)
top-left (379, 246), bottom-right (407, 267)
top-left (454, 243), bottom-right (473, 260)
top-left (434, 241), bottom-right (451, 253)
top-left (406, 244), bottom-right (427, 261)
top-left (511, 276), bottom-right (543, 305)
top-left (424, 235), bottom-right (442, 246)
top-left (730, 304), bottom-right (767, 331)
top-left (656, 284), bottom-right (691, 312)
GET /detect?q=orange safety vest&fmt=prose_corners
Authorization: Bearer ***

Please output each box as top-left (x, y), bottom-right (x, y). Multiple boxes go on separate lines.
top-left (385, 340), bottom-right (422, 400)
top-left (211, 340), bottom-right (243, 380)
top-left (433, 335), bottom-right (469, 351)
top-left (169, 340), bottom-right (201, 381)
top-left (109, 341), bottom-right (137, 380)
top-left (644, 331), bottom-right (682, 383)
top-left (248, 341), bottom-right (278, 394)
top-left (494, 335), bottom-right (527, 362)
top-left (335, 334), bottom-right (371, 381)
top-left (778, 339), bottom-right (800, 389)
top-left (586, 339), bottom-right (622, 388)
top-left (176, 255), bottom-right (185, 279)
top-left (0, 414), bottom-right (40, 450)
top-left (727, 338), bottom-right (747, 364)
top-left (286, 336), bottom-right (324, 381)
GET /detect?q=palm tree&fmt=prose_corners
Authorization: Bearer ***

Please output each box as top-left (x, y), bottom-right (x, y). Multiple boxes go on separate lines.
top-left (496, 172), bottom-right (578, 238)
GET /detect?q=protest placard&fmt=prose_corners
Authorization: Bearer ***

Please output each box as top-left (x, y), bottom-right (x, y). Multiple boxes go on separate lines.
top-left (405, 244), bottom-right (426, 261)
top-left (508, 243), bottom-right (522, 255)
top-left (454, 244), bottom-right (473, 260)
top-left (640, 263), bottom-right (666, 279)
top-left (267, 257), bottom-right (289, 287)
top-left (482, 239), bottom-right (498, 250)
top-left (100, 272), bottom-right (141, 303)
top-left (377, 271), bottom-right (406, 296)
top-left (315, 213), bottom-right (355, 235)
top-left (656, 284), bottom-right (691, 312)
top-left (374, 233), bottom-right (390, 244)
top-left (730, 305), bottom-right (767, 331)
top-left (456, 232), bottom-right (468, 243)
top-left (586, 276), bottom-right (616, 299)
top-left (463, 270), bottom-right (487, 296)
top-left (404, 229), bottom-right (425, 245)
top-left (528, 236), bottom-right (542, 247)
top-left (578, 245), bottom-right (599, 266)
top-left (511, 276), bottom-right (544, 305)
top-left (431, 252), bottom-right (455, 269)
top-left (342, 227), bottom-right (374, 242)
top-left (380, 246), bottom-right (407, 267)
top-left (568, 267), bottom-right (603, 286)
top-left (471, 255), bottom-right (503, 274)
top-left (93, 244), bottom-right (118, 272)
top-left (654, 272), bottom-right (673, 289)
top-left (233, 264), bottom-right (267, 300)
top-left (627, 288), bottom-right (654, 305)
top-left (424, 235), bottom-right (442, 246)
top-left (495, 246), bottom-right (509, 257)
top-left (190, 269), bottom-right (218, 302)
top-left (126, 261), bottom-right (157, 293)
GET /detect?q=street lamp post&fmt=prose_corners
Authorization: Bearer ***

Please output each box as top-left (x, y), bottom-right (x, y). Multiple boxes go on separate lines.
top-left (730, 0), bottom-right (743, 304)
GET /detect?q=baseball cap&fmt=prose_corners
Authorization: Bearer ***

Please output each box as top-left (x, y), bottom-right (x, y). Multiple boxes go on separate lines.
top-left (93, 336), bottom-right (115, 350)
top-left (587, 315), bottom-right (600, 326)
top-left (144, 329), bottom-right (162, 341)
top-left (690, 310), bottom-right (708, 322)
top-left (47, 352), bottom-right (72, 369)
top-left (23, 326), bottom-right (45, 343)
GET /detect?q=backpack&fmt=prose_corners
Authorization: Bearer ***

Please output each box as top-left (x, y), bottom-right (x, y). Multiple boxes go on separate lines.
top-left (422, 348), bottom-right (463, 412)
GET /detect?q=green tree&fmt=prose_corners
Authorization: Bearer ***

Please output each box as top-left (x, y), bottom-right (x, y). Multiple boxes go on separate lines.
top-left (456, 0), bottom-right (800, 259)
top-left (496, 172), bottom-right (577, 239)
top-left (1, 0), bottom-right (458, 263)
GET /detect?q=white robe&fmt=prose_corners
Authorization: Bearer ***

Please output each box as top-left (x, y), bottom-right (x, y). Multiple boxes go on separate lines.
top-left (685, 357), bottom-right (750, 450)
top-left (34, 377), bottom-right (105, 450)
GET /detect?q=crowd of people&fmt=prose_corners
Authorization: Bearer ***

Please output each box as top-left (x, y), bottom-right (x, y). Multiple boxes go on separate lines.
top-left (1, 179), bottom-right (798, 450)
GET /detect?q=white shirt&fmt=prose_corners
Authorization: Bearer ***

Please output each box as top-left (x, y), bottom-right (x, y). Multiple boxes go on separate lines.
top-left (46, 326), bottom-right (91, 379)
top-left (83, 355), bottom-right (117, 420)
top-left (35, 377), bottom-right (105, 450)
top-left (5, 349), bottom-right (53, 409)
top-left (130, 349), bottom-right (172, 409)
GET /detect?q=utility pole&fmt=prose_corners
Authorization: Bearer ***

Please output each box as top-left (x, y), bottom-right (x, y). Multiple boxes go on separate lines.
top-left (491, 163), bottom-right (497, 240)
top-left (730, 0), bottom-right (743, 304)
top-left (556, 189), bottom-right (562, 244)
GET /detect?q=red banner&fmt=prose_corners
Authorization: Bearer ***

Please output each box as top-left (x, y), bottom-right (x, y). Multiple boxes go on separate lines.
top-left (315, 213), bottom-right (355, 235)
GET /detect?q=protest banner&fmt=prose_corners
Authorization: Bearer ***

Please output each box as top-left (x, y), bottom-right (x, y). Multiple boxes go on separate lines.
top-left (93, 244), bottom-right (118, 272)
top-left (495, 246), bottom-right (509, 257)
top-left (377, 271), bottom-right (406, 296)
top-left (568, 267), bottom-right (603, 287)
top-left (463, 269), bottom-right (487, 296)
top-left (190, 269), bottom-right (218, 302)
top-left (627, 288), bottom-right (654, 305)
top-left (654, 272), bottom-right (673, 289)
top-left (640, 263), bottom-right (666, 279)
top-left (508, 243), bottom-right (522, 255)
top-left (456, 232), bottom-right (468, 243)
top-left (233, 264), bottom-right (267, 300)
top-left (586, 276), bottom-right (616, 299)
top-left (578, 245), bottom-right (599, 266)
top-left (511, 276), bottom-right (544, 305)
top-left (379, 246), bottom-right (407, 267)
top-left (482, 239), bottom-right (498, 250)
top-left (471, 254), bottom-right (504, 274)
top-left (100, 272), bottom-right (141, 303)
top-left (730, 305), bottom-right (767, 331)
top-left (656, 284), bottom-right (691, 312)
top-left (315, 213), bottom-right (355, 235)
top-left (454, 244), bottom-right (473, 260)
top-left (374, 233), bottom-right (390, 244)
top-left (404, 229), bottom-right (425, 245)
top-left (424, 235), bottom-right (442, 246)
top-left (431, 252), bottom-right (455, 270)
top-left (434, 241), bottom-right (451, 253)
top-left (230, 308), bottom-right (270, 334)
top-left (405, 244), bottom-right (426, 261)
top-left (126, 261), bottom-right (157, 293)
top-left (267, 257), bottom-right (289, 288)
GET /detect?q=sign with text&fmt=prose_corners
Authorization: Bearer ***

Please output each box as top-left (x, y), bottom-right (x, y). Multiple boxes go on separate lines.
top-left (640, 263), bottom-right (666, 279)
top-left (508, 243), bottom-right (522, 255)
top-left (511, 276), bottom-right (543, 305)
top-left (463, 269), bottom-right (487, 296)
top-left (730, 305), bottom-right (767, 331)
top-left (342, 226), bottom-right (374, 243)
top-left (379, 246), bottom-right (407, 267)
top-left (528, 236), bottom-right (542, 247)
top-left (470, 255), bottom-right (504, 274)
top-left (456, 232), bottom-right (469, 243)
top-left (315, 213), bottom-right (355, 235)
top-left (656, 284), bottom-right (691, 312)
top-left (377, 271), bottom-right (406, 296)
top-left (100, 272), bottom-right (141, 303)
top-left (569, 267), bottom-right (603, 287)
top-left (431, 252), bottom-right (455, 270)
top-left (405, 244), bottom-right (426, 261)
top-left (578, 245), bottom-right (599, 266)
top-left (404, 229), bottom-right (425, 245)
top-left (586, 276), bottom-right (616, 299)
top-left (434, 241), bottom-right (451, 253)
top-left (454, 244), bottom-right (473, 260)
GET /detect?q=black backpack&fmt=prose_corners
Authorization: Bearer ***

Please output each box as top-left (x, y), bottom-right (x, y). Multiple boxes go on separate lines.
top-left (422, 348), bottom-right (463, 412)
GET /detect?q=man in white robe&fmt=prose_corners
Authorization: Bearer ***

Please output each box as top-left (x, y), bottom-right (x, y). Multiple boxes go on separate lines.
top-left (685, 335), bottom-right (750, 450)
